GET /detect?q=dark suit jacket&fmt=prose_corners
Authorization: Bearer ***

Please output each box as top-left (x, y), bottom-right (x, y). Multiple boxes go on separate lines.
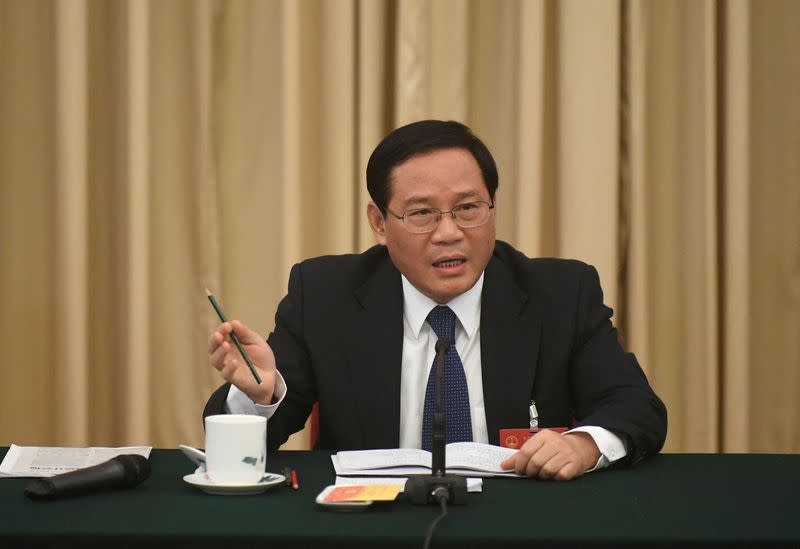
top-left (205, 241), bottom-right (667, 465)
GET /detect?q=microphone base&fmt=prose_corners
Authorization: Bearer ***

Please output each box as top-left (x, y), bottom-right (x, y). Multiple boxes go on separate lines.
top-left (404, 474), bottom-right (468, 505)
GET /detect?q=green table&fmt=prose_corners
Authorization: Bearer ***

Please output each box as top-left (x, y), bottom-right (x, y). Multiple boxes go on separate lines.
top-left (1, 448), bottom-right (798, 547)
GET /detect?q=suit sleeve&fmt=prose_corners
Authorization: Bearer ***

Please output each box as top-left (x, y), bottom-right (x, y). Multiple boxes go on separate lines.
top-left (569, 264), bottom-right (668, 466)
top-left (262, 263), bottom-right (317, 450)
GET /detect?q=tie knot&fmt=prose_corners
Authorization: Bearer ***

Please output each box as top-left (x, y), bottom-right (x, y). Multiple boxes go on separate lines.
top-left (426, 306), bottom-right (456, 342)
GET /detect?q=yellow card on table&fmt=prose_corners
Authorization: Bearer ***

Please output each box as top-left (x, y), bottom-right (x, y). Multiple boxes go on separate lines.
top-left (323, 485), bottom-right (401, 502)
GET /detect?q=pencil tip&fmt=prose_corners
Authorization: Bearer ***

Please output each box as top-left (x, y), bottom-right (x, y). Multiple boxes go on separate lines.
top-left (205, 288), bottom-right (212, 296)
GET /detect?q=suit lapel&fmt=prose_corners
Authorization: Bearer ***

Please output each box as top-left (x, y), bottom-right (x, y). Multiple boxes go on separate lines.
top-left (344, 253), bottom-right (404, 448)
top-left (480, 255), bottom-right (541, 444)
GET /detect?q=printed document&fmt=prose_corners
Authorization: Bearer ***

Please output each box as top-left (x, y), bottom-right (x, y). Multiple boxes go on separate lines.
top-left (332, 442), bottom-right (521, 478)
top-left (0, 444), bottom-right (152, 478)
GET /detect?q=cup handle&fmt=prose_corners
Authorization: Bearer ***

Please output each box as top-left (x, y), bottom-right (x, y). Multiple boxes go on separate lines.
top-left (179, 444), bottom-right (207, 468)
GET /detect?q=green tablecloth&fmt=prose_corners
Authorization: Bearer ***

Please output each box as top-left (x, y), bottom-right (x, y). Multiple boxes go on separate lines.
top-left (1, 448), bottom-right (798, 547)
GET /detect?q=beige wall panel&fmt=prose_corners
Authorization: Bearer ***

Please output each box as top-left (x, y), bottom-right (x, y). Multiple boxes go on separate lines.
top-left (356, 0), bottom-right (392, 251)
top-left (53, 0), bottom-right (90, 445)
top-left (282, 0), bottom-right (357, 262)
top-left (85, 0), bottom-right (127, 445)
top-left (147, 1), bottom-right (214, 448)
top-left (632, 1), bottom-right (687, 451)
top-left (215, 0), bottom-right (312, 450)
top-left (641, 1), bottom-right (688, 451)
top-left (0, 0), bottom-right (57, 445)
top-left (395, 0), bottom-right (430, 125)
top-left (680, 0), bottom-right (719, 452)
top-left (280, 0), bottom-right (303, 272)
top-left (395, 0), bottom-right (469, 125)
top-left (213, 0), bottom-right (290, 328)
top-left (468, 0), bottom-right (521, 247)
top-left (556, 0), bottom-right (619, 312)
top-left (318, 0), bottom-right (357, 254)
top-left (627, 0), bottom-right (652, 378)
top-left (429, 0), bottom-right (468, 121)
top-left (120, 0), bottom-right (151, 445)
top-left (722, 0), bottom-right (751, 452)
top-left (747, 0), bottom-right (800, 453)
top-left (470, 0), bottom-right (551, 253)
top-left (513, 0), bottom-right (549, 258)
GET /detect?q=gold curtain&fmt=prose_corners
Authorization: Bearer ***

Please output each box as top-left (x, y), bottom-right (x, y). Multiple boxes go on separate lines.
top-left (0, 0), bottom-right (797, 453)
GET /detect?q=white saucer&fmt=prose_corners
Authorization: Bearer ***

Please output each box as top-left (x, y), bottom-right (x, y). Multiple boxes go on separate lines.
top-left (183, 472), bottom-right (286, 495)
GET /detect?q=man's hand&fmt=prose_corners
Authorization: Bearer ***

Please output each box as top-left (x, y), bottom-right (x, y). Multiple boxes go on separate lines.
top-left (207, 320), bottom-right (277, 405)
top-left (500, 430), bottom-right (601, 481)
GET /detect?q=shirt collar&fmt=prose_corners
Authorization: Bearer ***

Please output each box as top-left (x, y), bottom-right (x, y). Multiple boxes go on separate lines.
top-left (401, 273), bottom-right (484, 339)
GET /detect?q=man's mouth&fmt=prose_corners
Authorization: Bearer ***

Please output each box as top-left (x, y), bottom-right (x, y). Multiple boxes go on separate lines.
top-left (433, 259), bottom-right (466, 268)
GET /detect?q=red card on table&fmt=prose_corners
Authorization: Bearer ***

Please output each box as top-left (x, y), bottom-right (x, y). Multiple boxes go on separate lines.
top-left (323, 485), bottom-right (400, 502)
top-left (499, 427), bottom-right (568, 449)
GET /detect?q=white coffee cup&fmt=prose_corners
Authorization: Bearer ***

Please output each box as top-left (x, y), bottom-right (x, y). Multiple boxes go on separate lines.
top-left (204, 414), bottom-right (267, 484)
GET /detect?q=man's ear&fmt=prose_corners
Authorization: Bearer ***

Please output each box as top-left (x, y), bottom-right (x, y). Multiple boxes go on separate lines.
top-left (366, 201), bottom-right (387, 245)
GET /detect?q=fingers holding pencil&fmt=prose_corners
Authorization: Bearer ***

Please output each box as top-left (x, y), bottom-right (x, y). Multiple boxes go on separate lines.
top-left (208, 320), bottom-right (264, 356)
top-left (206, 290), bottom-right (277, 406)
top-left (209, 320), bottom-right (277, 405)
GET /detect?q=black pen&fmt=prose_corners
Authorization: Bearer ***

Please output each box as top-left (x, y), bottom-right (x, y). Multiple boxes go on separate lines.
top-left (282, 467), bottom-right (292, 487)
top-left (205, 288), bottom-right (263, 384)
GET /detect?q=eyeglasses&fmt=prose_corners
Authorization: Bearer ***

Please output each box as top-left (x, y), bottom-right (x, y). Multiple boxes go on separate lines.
top-left (385, 201), bottom-right (495, 234)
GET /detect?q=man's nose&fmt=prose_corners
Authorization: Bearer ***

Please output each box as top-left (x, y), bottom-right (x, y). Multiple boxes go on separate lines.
top-left (431, 212), bottom-right (463, 241)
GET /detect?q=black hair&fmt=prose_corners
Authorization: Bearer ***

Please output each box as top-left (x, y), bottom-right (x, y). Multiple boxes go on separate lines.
top-left (365, 120), bottom-right (499, 213)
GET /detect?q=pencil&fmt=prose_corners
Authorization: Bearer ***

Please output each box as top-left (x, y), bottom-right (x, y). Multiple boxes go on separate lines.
top-left (205, 288), bottom-right (263, 385)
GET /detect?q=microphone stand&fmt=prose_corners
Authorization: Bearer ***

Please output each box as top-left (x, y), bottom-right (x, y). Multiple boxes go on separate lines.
top-left (405, 338), bottom-right (468, 505)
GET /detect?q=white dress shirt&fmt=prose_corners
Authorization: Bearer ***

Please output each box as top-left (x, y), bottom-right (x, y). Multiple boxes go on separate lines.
top-left (398, 273), bottom-right (487, 447)
top-left (225, 271), bottom-right (627, 470)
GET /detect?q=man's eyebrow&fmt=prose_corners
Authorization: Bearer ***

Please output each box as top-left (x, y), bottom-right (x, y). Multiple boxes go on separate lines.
top-left (402, 191), bottom-right (482, 206)
top-left (451, 191), bottom-right (483, 201)
top-left (402, 196), bottom-right (434, 207)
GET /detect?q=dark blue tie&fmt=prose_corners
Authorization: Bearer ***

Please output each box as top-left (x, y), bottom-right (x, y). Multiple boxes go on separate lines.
top-left (421, 306), bottom-right (473, 451)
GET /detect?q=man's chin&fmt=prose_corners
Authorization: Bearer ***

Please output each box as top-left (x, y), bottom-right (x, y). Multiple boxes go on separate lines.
top-left (428, 281), bottom-right (474, 305)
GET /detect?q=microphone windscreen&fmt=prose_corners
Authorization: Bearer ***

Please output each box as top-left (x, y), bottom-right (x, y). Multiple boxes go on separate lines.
top-left (114, 454), bottom-right (152, 485)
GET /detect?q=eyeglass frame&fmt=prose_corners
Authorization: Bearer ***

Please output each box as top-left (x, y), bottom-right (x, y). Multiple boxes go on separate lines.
top-left (384, 200), bottom-right (495, 234)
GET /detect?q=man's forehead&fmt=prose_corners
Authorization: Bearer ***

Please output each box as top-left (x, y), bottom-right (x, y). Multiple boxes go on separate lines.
top-left (390, 147), bottom-right (476, 175)
top-left (386, 149), bottom-right (487, 205)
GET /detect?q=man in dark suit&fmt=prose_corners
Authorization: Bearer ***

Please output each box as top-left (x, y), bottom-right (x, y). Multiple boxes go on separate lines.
top-left (206, 120), bottom-right (667, 480)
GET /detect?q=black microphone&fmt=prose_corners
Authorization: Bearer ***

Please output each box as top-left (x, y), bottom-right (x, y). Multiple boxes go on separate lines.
top-left (24, 454), bottom-right (151, 501)
top-left (405, 337), bottom-right (468, 505)
top-left (431, 338), bottom-right (449, 475)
